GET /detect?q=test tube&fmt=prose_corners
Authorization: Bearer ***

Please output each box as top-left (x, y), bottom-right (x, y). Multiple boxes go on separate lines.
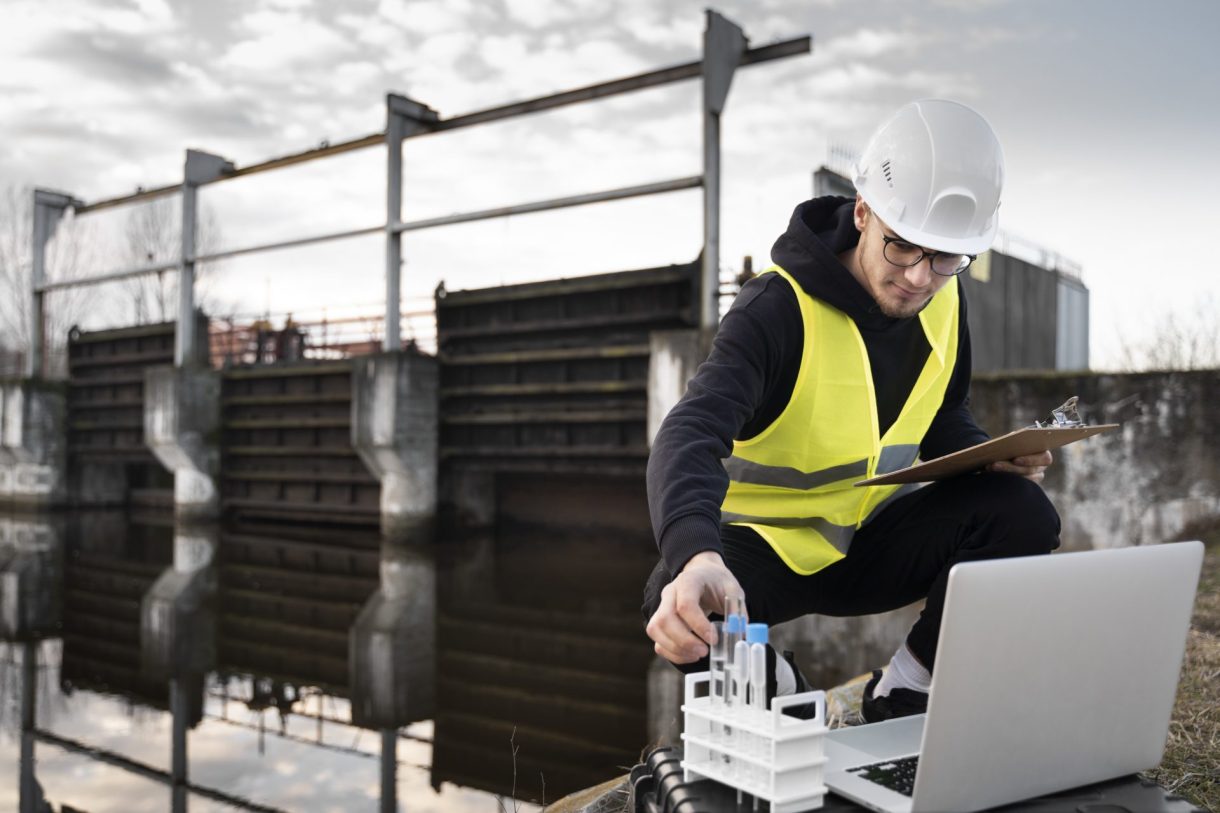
top-left (747, 623), bottom-right (769, 714)
top-left (747, 622), bottom-right (769, 764)
top-left (722, 609), bottom-right (746, 771)
top-left (723, 611), bottom-right (746, 709)
top-left (733, 637), bottom-right (751, 752)
top-left (708, 619), bottom-right (726, 743)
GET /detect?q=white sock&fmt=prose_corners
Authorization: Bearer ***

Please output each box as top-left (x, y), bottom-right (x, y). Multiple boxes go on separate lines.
top-left (874, 643), bottom-right (931, 697)
top-left (775, 653), bottom-right (797, 696)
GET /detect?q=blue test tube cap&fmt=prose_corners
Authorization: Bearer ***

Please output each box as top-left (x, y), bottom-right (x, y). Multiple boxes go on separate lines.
top-left (746, 622), bottom-right (768, 645)
top-left (725, 613), bottom-right (746, 634)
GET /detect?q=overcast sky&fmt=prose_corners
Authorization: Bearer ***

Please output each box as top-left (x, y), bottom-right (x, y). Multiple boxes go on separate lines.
top-left (2, 0), bottom-right (1217, 367)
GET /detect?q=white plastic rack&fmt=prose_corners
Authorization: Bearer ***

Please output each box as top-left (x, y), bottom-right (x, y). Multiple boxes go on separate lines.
top-left (681, 670), bottom-right (829, 813)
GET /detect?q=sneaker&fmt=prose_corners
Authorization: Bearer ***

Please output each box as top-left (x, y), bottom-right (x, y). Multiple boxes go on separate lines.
top-left (861, 668), bottom-right (928, 723)
top-left (763, 648), bottom-right (821, 720)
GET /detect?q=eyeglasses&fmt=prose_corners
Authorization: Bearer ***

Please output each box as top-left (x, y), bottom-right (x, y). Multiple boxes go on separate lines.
top-left (881, 234), bottom-right (976, 276)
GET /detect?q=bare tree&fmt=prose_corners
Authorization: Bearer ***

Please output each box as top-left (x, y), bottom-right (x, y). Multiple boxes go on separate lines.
top-left (122, 196), bottom-right (223, 324)
top-left (1116, 295), bottom-right (1220, 371)
top-left (0, 184), bottom-right (95, 376)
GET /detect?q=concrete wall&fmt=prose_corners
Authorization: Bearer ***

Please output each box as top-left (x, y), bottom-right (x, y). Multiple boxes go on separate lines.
top-left (970, 369), bottom-right (1220, 550)
top-left (0, 380), bottom-right (66, 507)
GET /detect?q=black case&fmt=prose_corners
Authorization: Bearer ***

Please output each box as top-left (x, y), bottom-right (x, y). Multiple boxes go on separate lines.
top-left (628, 746), bottom-right (1209, 813)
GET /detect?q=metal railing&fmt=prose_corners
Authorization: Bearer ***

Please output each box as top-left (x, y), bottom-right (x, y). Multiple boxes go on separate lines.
top-left (25, 10), bottom-right (811, 377)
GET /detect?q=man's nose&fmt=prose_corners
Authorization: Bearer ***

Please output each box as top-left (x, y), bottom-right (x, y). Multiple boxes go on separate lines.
top-left (904, 257), bottom-right (935, 288)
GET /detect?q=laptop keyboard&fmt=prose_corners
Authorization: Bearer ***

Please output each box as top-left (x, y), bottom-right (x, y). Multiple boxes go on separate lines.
top-left (848, 755), bottom-right (920, 797)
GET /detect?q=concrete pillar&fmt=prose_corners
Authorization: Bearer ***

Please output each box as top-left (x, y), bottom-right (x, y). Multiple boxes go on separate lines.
top-left (646, 655), bottom-right (684, 747)
top-left (380, 728), bottom-right (398, 813)
top-left (0, 515), bottom-right (62, 642)
top-left (145, 365), bottom-right (221, 523)
top-left (18, 641), bottom-right (46, 813)
top-left (141, 522), bottom-right (212, 805)
top-left (170, 678), bottom-right (191, 813)
top-left (349, 349), bottom-right (437, 731)
top-left (140, 523), bottom-right (217, 681)
top-left (349, 537), bottom-right (436, 730)
top-left (1, 517), bottom-right (60, 813)
top-left (647, 329), bottom-right (716, 446)
top-left (351, 350), bottom-right (438, 540)
top-left (0, 380), bottom-right (67, 509)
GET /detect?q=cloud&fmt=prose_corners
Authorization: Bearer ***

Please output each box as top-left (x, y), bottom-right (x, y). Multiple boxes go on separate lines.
top-left (222, 9), bottom-right (355, 72)
top-left (377, 0), bottom-right (474, 37)
top-left (34, 29), bottom-right (178, 87)
top-left (807, 62), bottom-right (975, 99)
top-left (814, 28), bottom-right (918, 62)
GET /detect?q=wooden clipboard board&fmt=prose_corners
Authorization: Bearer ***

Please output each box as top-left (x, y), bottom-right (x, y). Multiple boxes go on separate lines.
top-left (854, 423), bottom-right (1120, 486)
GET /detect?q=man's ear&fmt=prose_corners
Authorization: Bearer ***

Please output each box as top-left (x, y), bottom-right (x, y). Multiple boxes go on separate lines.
top-left (853, 195), bottom-right (869, 232)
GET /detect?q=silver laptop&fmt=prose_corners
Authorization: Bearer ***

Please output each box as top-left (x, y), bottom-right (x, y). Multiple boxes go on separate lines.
top-left (822, 541), bottom-right (1204, 813)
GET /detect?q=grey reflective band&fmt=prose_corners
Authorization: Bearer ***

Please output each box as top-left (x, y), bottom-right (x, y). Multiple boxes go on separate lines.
top-left (876, 444), bottom-right (920, 475)
top-left (723, 456), bottom-right (869, 490)
top-left (719, 513), bottom-right (857, 555)
top-left (861, 481), bottom-right (923, 527)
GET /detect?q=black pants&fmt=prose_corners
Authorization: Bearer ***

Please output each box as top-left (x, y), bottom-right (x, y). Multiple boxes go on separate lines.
top-left (642, 472), bottom-right (1061, 672)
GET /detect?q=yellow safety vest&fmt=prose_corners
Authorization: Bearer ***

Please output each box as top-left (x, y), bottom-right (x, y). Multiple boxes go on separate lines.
top-left (721, 266), bottom-right (960, 575)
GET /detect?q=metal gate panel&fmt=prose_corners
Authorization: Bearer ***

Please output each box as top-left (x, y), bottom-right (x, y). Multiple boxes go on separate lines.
top-left (220, 361), bottom-right (381, 527)
top-left (436, 261), bottom-right (699, 475)
top-left (67, 322), bottom-right (176, 464)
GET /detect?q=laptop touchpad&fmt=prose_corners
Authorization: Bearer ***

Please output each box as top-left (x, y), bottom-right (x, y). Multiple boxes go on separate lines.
top-left (826, 715), bottom-right (926, 767)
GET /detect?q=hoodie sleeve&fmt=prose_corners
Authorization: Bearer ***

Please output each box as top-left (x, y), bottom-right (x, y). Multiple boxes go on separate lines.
top-left (920, 288), bottom-right (990, 460)
top-left (646, 274), bottom-right (798, 576)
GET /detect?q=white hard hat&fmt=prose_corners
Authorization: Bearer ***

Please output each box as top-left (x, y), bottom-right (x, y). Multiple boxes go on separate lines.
top-left (853, 99), bottom-right (1004, 255)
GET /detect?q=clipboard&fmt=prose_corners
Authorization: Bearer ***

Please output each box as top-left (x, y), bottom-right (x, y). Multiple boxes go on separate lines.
top-left (854, 423), bottom-right (1120, 486)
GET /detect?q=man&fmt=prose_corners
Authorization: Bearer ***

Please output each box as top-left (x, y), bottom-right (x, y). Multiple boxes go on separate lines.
top-left (642, 99), bottom-right (1060, 722)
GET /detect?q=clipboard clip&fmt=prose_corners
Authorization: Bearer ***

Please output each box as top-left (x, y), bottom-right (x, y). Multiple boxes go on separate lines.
top-left (1033, 396), bottom-right (1083, 428)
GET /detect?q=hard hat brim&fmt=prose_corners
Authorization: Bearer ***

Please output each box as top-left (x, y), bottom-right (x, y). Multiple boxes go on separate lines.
top-left (886, 219), bottom-right (997, 257)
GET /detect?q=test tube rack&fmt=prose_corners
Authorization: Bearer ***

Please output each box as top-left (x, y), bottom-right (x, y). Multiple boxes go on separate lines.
top-left (680, 671), bottom-right (828, 813)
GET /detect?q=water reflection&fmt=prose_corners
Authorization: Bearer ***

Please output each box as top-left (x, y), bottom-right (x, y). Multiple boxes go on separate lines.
top-left (1, 491), bottom-right (659, 812)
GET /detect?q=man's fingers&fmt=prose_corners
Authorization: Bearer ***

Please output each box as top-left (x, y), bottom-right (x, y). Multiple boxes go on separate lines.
top-left (645, 585), bottom-right (710, 662)
top-left (649, 613), bottom-right (709, 661)
top-left (987, 458), bottom-right (1048, 482)
top-left (674, 590), bottom-right (715, 648)
top-left (646, 558), bottom-right (748, 665)
top-left (1012, 450), bottom-right (1053, 467)
top-left (654, 640), bottom-right (698, 665)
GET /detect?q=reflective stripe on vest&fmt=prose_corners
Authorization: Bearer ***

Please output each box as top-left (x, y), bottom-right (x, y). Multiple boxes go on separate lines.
top-left (720, 266), bottom-right (959, 575)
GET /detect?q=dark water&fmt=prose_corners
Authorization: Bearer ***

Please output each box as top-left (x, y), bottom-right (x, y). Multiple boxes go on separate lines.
top-left (0, 500), bottom-right (658, 813)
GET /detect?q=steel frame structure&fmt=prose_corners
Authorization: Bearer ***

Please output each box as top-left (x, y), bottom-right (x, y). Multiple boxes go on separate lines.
top-left (26, 10), bottom-right (810, 377)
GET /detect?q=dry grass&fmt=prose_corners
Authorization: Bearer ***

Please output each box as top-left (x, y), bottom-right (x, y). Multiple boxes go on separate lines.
top-left (1143, 520), bottom-right (1220, 811)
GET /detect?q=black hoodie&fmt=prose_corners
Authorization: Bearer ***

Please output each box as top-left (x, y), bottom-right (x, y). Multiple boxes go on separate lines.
top-left (647, 196), bottom-right (989, 577)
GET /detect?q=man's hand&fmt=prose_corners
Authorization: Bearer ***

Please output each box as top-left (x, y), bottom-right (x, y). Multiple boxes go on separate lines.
top-left (646, 551), bottom-right (744, 665)
top-left (987, 449), bottom-right (1053, 483)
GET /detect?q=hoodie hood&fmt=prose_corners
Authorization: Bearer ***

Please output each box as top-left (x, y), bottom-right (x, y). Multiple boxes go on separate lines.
top-left (770, 196), bottom-right (910, 331)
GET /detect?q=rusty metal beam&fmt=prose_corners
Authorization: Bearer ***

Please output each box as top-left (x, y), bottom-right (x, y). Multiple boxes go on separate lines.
top-left (433, 36), bottom-right (810, 130)
top-left (74, 36), bottom-right (810, 213)
top-left (392, 176), bottom-right (700, 234)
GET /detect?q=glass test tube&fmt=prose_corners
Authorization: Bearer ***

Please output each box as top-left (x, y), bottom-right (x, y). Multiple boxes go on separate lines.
top-left (708, 619), bottom-right (726, 742)
top-left (747, 622), bottom-right (769, 762)
top-left (722, 595), bottom-right (747, 775)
